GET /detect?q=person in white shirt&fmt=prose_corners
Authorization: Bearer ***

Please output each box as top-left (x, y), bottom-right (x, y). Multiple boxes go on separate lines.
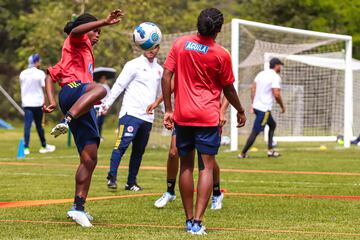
top-left (19, 54), bottom-right (55, 155)
top-left (100, 47), bottom-right (163, 191)
top-left (94, 74), bottom-right (111, 140)
top-left (239, 58), bottom-right (285, 158)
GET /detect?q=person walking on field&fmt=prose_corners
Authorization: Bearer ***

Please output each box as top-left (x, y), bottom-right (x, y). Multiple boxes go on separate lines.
top-left (43, 10), bottom-right (124, 227)
top-left (238, 57), bottom-right (285, 159)
top-left (162, 8), bottom-right (246, 235)
top-left (19, 54), bottom-right (55, 155)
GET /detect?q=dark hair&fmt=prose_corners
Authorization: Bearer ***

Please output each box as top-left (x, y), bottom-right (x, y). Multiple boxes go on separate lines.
top-left (197, 8), bottom-right (224, 37)
top-left (63, 13), bottom-right (98, 35)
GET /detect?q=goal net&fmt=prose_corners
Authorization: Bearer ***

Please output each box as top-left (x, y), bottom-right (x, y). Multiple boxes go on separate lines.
top-left (230, 19), bottom-right (356, 149)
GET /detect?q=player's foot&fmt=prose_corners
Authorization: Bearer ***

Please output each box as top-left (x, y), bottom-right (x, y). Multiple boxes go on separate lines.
top-left (268, 150), bottom-right (280, 157)
top-left (154, 192), bottom-right (176, 208)
top-left (68, 205), bottom-right (93, 221)
top-left (125, 183), bottom-right (142, 191)
top-left (66, 210), bottom-right (93, 227)
top-left (24, 147), bottom-right (30, 155)
top-left (185, 219), bottom-right (193, 232)
top-left (50, 120), bottom-right (69, 138)
top-left (238, 153), bottom-right (249, 159)
top-left (190, 222), bottom-right (206, 235)
top-left (211, 192), bottom-right (224, 210)
top-left (39, 144), bottom-right (56, 153)
top-left (107, 175), bottom-right (117, 189)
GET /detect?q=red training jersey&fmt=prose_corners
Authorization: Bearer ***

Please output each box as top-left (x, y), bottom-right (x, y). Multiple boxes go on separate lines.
top-left (163, 34), bottom-right (235, 127)
top-left (48, 34), bottom-right (94, 87)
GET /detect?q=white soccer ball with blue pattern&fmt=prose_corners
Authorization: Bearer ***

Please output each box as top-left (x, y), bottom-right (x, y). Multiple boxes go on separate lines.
top-left (133, 22), bottom-right (162, 51)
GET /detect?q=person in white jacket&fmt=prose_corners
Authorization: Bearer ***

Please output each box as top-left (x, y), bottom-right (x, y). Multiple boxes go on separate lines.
top-left (100, 47), bottom-right (163, 191)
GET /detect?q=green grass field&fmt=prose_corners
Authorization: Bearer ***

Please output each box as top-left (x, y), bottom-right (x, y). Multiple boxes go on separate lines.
top-left (1, 126), bottom-right (360, 239)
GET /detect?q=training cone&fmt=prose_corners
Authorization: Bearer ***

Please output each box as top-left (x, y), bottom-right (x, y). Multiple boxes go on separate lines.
top-left (17, 138), bottom-right (25, 159)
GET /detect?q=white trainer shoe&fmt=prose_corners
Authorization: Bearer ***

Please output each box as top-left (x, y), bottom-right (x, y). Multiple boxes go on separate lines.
top-left (24, 148), bottom-right (30, 155)
top-left (50, 122), bottom-right (68, 138)
top-left (154, 192), bottom-right (176, 208)
top-left (66, 210), bottom-right (93, 227)
top-left (211, 193), bottom-right (224, 210)
top-left (190, 223), bottom-right (207, 235)
top-left (39, 144), bottom-right (56, 153)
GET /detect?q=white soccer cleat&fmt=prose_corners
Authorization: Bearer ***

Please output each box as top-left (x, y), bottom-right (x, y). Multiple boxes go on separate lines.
top-left (190, 223), bottom-right (207, 235)
top-left (50, 122), bottom-right (68, 138)
top-left (211, 192), bottom-right (224, 210)
top-left (39, 144), bottom-right (56, 153)
top-left (154, 192), bottom-right (176, 208)
top-left (67, 210), bottom-right (93, 227)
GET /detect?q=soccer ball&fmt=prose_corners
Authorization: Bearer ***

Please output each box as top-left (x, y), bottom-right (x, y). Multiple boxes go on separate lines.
top-left (133, 22), bottom-right (162, 51)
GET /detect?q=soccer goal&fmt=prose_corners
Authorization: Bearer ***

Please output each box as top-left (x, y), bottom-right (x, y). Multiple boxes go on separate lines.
top-left (230, 19), bottom-right (356, 150)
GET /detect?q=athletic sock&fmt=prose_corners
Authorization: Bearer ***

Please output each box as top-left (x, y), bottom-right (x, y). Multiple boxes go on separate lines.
top-left (64, 111), bottom-right (75, 124)
top-left (74, 196), bottom-right (85, 211)
top-left (167, 179), bottom-right (176, 195)
top-left (193, 219), bottom-right (202, 226)
top-left (213, 182), bottom-right (221, 196)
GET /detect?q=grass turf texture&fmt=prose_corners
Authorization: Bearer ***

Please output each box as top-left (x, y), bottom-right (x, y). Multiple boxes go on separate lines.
top-left (1, 126), bottom-right (360, 239)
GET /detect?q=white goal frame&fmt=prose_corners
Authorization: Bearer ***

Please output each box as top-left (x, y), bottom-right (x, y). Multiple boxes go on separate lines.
top-left (230, 19), bottom-right (353, 150)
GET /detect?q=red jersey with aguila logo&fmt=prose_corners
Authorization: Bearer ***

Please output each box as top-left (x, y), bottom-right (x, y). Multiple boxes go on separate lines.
top-left (164, 34), bottom-right (235, 127)
top-left (48, 34), bottom-right (94, 87)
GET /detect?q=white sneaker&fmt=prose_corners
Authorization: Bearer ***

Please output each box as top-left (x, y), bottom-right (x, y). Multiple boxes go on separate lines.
top-left (190, 223), bottom-right (207, 235)
top-left (68, 205), bottom-right (93, 221)
top-left (50, 122), bottom-right (68, 138)
top-left (24, 148), bottom-right (30, 155)
top-left (39, 144), bottom-right (56, 153)
top-left (211, 193), bottom-right (224, 210)
top-left (154, 192), bottom-right (176, 208)
top-left (67, 210), bottom-right (93, 227)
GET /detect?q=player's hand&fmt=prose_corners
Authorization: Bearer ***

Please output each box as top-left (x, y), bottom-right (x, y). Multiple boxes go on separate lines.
top-left (281, 106), bottom-right (286, 114)
top-left (146, 102), bottom-right (158, 114)
top-left (249, 105), bottom-right (254, 114)
top-left (98, 103), bottom-right (109, 116)
top-left (43, 102), bottom-right (56, 113)
top-left (104, 9), bottom-right (124, 25)
top-left (219, 111), bottom-right (227, 127)
top-left (237, 111), bottom-right (246, 128)
top-left (163, 111), bottom-right (174, 130)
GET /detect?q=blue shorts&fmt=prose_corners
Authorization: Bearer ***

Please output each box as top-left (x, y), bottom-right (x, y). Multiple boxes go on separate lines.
top-left (252, 109), bottom-right (274, 133)
top-left (174, 123), bottom-right (221, 157)
top-left (58, 81), bottom-right (100, 153)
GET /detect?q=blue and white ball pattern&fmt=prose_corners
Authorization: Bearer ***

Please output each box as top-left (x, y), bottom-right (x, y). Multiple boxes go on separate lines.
top-left (133, 22), bottom-right (162, 51)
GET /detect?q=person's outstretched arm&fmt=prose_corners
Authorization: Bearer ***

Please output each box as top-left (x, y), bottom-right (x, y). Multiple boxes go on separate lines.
top-left (71, 9), bottom-right (124, 37)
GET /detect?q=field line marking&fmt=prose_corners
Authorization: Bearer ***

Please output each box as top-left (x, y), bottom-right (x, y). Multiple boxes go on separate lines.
top-left (1, 219), bottom-right (360, 236)
top-left (2, 192), bottom-right (360, 209)
top-left (0, 193), bottom-right (161, 208)
top-left (2, 161), bottom-right (360, 176)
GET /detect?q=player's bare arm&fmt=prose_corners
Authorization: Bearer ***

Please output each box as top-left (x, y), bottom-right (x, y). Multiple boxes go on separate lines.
top-left (161, 69), bottom-right (174, 129)
top-left (71, 9), bottom-right (124, 37)
top-left (43, 74), bottom-right (57, 113)
top-left (219, 96), bottom-right (229, 127)
top-left (223, 84), bottom-right (246, 128)
top-left (272, 88), bottom-right (285, 113)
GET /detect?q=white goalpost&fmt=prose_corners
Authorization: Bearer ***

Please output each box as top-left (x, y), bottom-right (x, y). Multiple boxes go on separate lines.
top-left (230, 19), bottom-right (354, 150)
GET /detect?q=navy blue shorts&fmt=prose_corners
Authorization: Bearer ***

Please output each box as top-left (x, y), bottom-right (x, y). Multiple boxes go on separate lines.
top-left (58, 81), bottom-right (100, 153)
top-left (174, 123), bottom-right (221, 157)
top-left (252, 109), bottom-right (275, 133)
